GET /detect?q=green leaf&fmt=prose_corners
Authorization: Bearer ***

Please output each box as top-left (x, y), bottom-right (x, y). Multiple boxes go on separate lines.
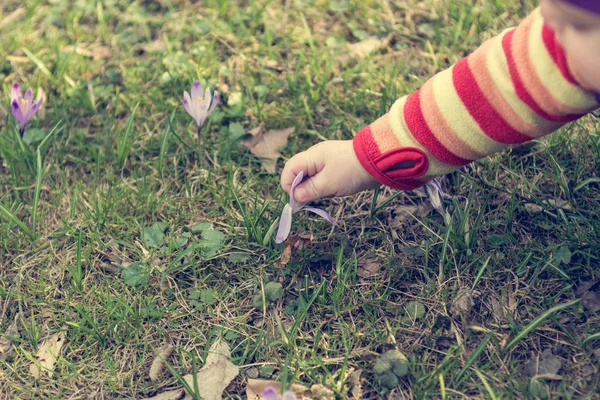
top-left (554, 246), bottom-right (572, 265)
top-left (201, 288), bottom-right (217, 305)
top-left (198, 229), bottom-right (224, 257)
top-left (122, 262), bottom-right (149, 287)
top-left (191, 222), bottom-right (212, 233)
top-left (228, 123), bottom-right (246, 141)
top-left (22, 128), bottom-right (47, 145)
top-left (404, 301), bottom-right (426, 320)
top-left (488, 235), bottom-right (507, 246)
top-left (228, 252), bottom-right (250, 264)
top-left (142, 222), bottom-right (167, 247)
top-left (264, 282), bottom-right (284, 302)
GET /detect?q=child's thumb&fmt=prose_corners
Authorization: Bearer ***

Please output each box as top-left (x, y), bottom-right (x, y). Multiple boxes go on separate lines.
top-left (293, 175), bottom-right (332, 203)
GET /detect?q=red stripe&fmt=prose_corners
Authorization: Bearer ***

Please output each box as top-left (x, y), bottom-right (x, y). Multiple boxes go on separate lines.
top-left (541, 24), bottom-right (578, 86)
top-left (502, 30), bottom-right (582, 123)
top-left (404, 90), bottom-right (470, 166)
top-left (353, 127), bottom-right (426, 191)
top-left (453, 58), bottom-right (531, 144)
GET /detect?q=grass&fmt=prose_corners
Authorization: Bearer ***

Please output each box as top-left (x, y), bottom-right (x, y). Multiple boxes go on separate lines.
top-left (1, 0), bottom-right (599, 398)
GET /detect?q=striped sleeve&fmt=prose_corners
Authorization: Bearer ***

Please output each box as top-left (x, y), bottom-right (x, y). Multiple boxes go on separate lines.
top-left (353, 8), bottom-right (599, 191)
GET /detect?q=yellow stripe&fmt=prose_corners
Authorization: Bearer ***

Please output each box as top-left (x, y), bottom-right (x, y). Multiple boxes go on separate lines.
top-left (431, 68), bottom-right (505, 156)
top-left (486, 30), bottom-right (559, 133)
top-left (528, 9), bottom-right (596, 112)
top-left (388, 96), bottom-right (457, 176)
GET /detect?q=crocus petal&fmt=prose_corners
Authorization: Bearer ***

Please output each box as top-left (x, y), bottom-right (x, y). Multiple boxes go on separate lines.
top-left (10, 82), bottom-right (21, 103)
top-left (191, 80), bottom-right (202, 105)
top-left (207, 91), bottom-right (219, 115)
top-left (11, 100), bottom-right (24, 125)
top-left (425, 182), bottom-right (443, 215)
top-left (200, 87), bottom-right (211, 111)
top-left (24, 88), bottom-right (33, 104)
top-left (282, 391), bottom-right (298, 400)
top-left (275, 204), bottom-right (294, 243)
top-left (430, 178), bottom-right (453, 200)
top-left (303, 207), bottom-right (337, 225)
top-left (262, 387), bottom-right (280, 400)
top-left (183, 91), bottom-right (194, 118)
top-left (289, 170), bottom-right (304, 209)
top-left (23, 100), bottom-right (41, 123)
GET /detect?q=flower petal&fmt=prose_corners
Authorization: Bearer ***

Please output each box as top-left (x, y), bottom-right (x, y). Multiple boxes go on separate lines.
top-left (282, 391), bottom-right (299, 400)
top-left (303, 207), bottom-right (337, 225)
top-left (207, 90), bottom-right (219, 115)
top-left (183, 91), bottom-right (194, 118)
top-left (289, 170), bottom-right (304, 209)
top-left (23, 99), bottom-right (41, 124)
top-left (24, 88), bottom-right (33, 104)
top-left (425, 182), bottom-right (443, 215)
top-left (10, 82), bottom-right (21, 104)
top-left (191, 80), bottom-right (202, 105)
top-left (275, 204), bottom-right (294, 243)
top-left (262, 387), bottom-right (280, 400)
top-left (11, 100), bottom-right (24, 125)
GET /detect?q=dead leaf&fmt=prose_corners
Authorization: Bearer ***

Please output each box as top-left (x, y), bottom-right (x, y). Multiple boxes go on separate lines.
top-left (576, 279), bottom-right (600, 312)
top-left (181, 338), bottom-right (239, 400)
top-left (357, 258), bottom-right (381, 279)
top-left (241, 125), bottom-right (265, 149)
top-left (279, 233), bottom-right (313, 266)
top-left (243, 127), bottom-right (295, 173)
top-left (246, 379), bottom-right (310, 400)
top-left (489, 296), bottom-right (507, 322)
top-left (142, 389), bottom-right (186, 400)
top-left (450, 289), bottom-right (475, 319)
top-left (0, 317), bottom-right (19, 361)
top-left (150, 344), bottom-right (174, 382)
top-left (29, 331), bottom-right (67, 380)
top-left (0, 7), bottom-right (25, 31)
top-left (389, 204), bottom-right (430, 230)
top-left (347, 37), bottom-right (386, 59)
top-left (310, 384), bottom-right (334, 399)
top-left (525, 349), bottom-right (562, 378)
top-left (346, 369), bottom-right (362, 399)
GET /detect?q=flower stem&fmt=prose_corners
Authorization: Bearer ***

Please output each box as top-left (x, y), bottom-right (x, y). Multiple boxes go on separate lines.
top-left (197, 124), bottom-right (205, 168)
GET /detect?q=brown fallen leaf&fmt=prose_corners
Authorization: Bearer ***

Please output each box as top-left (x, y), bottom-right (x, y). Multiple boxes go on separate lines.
top-left (575, 279), bottom-right (600, 312)
top-left (142, 389), bottom-right (186, 400)
top-left (241, 125), bottom-right (265, 149)
top-left (150, 344), bottom-right (175, 382)
top-left (346, 36), bottom-right (389, 59)
top-left (346, 368), bottom-right (362, 399)
top-left (357, 258), bottom-right (381, 279)
top-left (450, 289), bottom-right (475, 319)
top-left (246, 379), bottom-right (310, 400)
top-left (181, 338), bottom-right (239, 400)
top-left (0, 317), bottom-right (19, 361)
top-left (310, 384), bottom-right (334, 399)
top-left (29, 331), bottom-right (67, 380)
top-left (389, 204), bottom-right (430, 230)
top-left (279, 233), bottom-right (313, 266)
top-left (243, 127), bottom-right (295, 173)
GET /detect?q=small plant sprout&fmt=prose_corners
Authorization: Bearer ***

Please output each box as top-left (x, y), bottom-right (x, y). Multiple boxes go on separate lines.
top-left (182, 80), bottom-right (219, 149)
top-left (263, 386), bottom-right (298, 400)
top-left (10, 82), bottom-right (42, 137)
top-left (276, 170), bottom-right (337, 244)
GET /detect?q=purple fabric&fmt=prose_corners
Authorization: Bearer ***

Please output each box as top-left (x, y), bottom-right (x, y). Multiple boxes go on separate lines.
top-left (563, 0), bottom-right (600, 14)
top-left (595, 92), bottom-right (600, 104)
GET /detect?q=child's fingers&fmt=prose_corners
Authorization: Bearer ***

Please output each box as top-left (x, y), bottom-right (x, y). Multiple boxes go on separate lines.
top-left (293, 172), bottom-right (334, 203)
top-left (280, 148), bottom-right (325, 193)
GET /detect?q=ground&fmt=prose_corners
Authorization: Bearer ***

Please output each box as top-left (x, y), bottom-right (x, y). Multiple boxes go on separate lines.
top-left (1, 0), bottom-right (599, 398)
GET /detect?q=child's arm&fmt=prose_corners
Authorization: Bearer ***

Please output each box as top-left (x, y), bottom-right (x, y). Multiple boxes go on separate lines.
top-left (282, 8), bottom-right (599, 203)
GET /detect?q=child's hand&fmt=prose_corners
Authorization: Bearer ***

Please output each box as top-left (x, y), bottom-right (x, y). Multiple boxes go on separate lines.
top-left (280, 140), bottom-right (380, 203)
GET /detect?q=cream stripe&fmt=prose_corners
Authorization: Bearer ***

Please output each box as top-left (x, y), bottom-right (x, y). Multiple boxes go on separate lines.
top-left (528, 10), bottom-right (596, 112)
top-left (431, 67), bottom-right (506, 156)
top-left (486, 30), bottom-right (560, 134)
top-left (388, 96), bottom-right (457, 176)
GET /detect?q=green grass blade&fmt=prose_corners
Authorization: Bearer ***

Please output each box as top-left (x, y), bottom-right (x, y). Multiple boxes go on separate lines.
top-left (0, 202), bottom-right (33, 239)
top-left (117, 102), bottom-right (140, 167)
top-left (32, 148), bottom-right (43, 238)
top-left (504, 299), bottom-right (580, 352)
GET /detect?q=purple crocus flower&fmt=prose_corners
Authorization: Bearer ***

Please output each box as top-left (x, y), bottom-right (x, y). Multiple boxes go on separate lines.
top-left (263, 386), bottom-right (298, 400)
top-left (10, 82), bottom-right (42, 137)
top-left (424, 178), bottom-right (454, 224)
top-left (276, 170), bottom-right (337, 244)
top-left (183, 80), bottom-right (219, 147)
